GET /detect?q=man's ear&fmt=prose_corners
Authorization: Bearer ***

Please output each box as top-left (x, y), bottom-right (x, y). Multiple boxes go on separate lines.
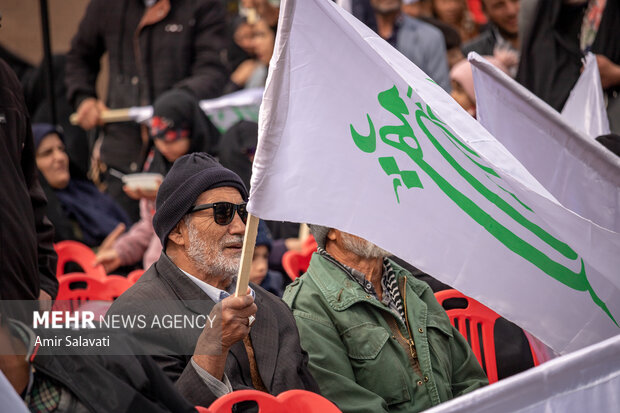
top-left (327, 228), bottom-right (338, 241)
top-left (167, 220), bottom-right (187, 247)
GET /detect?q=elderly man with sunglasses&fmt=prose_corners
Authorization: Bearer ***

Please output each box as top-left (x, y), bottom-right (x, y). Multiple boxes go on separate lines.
top-left (107, 153), bottom-right (318, 407)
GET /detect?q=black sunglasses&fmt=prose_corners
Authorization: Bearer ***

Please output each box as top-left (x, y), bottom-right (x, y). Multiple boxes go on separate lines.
top-left (188, 202), bottom-right (248, 225)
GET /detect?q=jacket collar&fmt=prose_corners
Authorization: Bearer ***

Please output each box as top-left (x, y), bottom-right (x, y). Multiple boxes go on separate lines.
top-left (137, 0), bottom-right (170, 33)
top-left (307, 253), bottom-right (430, 312)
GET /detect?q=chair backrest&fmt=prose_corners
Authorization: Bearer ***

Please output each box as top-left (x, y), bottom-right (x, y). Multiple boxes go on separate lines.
top-left (282, 249), bottom-right (314, 281)
top-left (302, 234), bottom-right (318, 251)
top-left (434, 289), bottom-right (501, 383)
top-left (54, 240), bottom-right (106, 279)
top-left (55, 273), bottom-right (133, 311)
top-left (208, 389), bottom-right (340, 413)
top-left (55, 273), bottom-right (109, 312)
top-left (281, 236), bottom-right (318, 281)
top-left (209, 391), bottom-right (280, 412)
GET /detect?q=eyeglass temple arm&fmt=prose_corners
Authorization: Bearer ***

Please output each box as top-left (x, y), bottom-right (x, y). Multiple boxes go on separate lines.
top-left (189, 203), bottom-right (247, 214)
top-left (189, 203), bottom-right (215, 213)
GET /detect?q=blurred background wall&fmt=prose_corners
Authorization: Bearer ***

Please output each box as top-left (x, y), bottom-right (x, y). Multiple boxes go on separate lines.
top-left (0, 0), bottom-right (107, 98)
top-left (1, 0), bottom-right (88, 64)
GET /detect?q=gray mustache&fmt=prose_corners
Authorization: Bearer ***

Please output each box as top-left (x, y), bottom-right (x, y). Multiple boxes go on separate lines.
top-left (221, 236), bottom-right (244, 248)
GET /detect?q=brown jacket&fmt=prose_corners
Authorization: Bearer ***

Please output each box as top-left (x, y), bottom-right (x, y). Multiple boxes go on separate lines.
top-left (107, 253), bottom-right (319, 406)
top-left (65, 0), bottom-right (228, 170)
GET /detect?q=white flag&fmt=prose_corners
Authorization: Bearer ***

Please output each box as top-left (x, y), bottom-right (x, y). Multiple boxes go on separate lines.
top-left (0, 371), bottom-right (29, 413)
top-left (561, 53), bottom-right (610, 138)
top-left (470, 53), bottom-right (620, 232)
top-left (424, 334), bottom-right (620, 413)
top-left (249, 0), bottom-right (620, 354)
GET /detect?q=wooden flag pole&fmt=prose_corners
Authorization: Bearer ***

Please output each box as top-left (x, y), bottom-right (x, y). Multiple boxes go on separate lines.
top-left (69, 108), bottom-right (133, 125)
top-left (234, 213), bottom-right (260, 297)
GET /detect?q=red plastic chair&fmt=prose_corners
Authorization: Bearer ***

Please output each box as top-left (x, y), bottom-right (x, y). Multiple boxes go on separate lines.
top-left (434, 289), bottom-right (538, 383)
top-left (54, 240), bottom-right (106, 279)
top-left (208, 389), bottom-right (341, 413)
top-left (54, 273), bottom-right (108, 312)
top-left (282, 249), bottom-right (314, 281)
top-left (282, 236), bottom-right (318, 281)
top-left (55, 273), bottom-right (133, 311)
top-left (301, 234), bottom-right (318, 251)
top-left (277, 390), bottom-right (341, 412)
top-left (127, 269), bottom-right (145, 283)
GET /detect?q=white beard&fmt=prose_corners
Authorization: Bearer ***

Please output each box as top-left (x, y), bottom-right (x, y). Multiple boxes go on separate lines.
top-left (340, 232), bottom-right (390, 259)
top-left (186, 219), bottom-right (242, 281)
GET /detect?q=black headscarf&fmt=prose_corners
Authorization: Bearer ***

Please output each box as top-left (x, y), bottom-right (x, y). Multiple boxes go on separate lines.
top-left (217, 120), bottom-right (258, 190)
top-left (146, 88), bottom-right (221, 175)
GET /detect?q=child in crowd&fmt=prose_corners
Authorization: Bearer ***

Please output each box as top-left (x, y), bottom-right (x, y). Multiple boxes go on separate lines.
top-left (450, 54), bottom-right (511, 117)
top-left (250, 220), bottom-right (285, 297)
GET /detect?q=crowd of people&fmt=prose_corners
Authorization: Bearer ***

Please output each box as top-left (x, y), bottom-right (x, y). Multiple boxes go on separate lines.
top-left (1, 0), bottom-right (619, 412)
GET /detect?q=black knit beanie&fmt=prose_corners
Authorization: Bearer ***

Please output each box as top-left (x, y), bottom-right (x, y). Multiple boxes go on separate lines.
top-left (153, 152), bottom-right (248, 247)
top-left (308, 224), bottom-right (330, 249)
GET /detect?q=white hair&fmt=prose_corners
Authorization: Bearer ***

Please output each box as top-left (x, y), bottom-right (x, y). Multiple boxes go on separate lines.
top-left (340, 232), bottom-right (391, 259)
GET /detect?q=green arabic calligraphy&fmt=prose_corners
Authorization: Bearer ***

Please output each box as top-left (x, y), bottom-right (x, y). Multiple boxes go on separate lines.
top-left (350, 85), bottom-right (616, 325)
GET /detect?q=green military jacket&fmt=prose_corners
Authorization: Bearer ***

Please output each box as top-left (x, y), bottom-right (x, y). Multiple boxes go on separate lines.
top-left (283, 253), bottom-right (488, 413)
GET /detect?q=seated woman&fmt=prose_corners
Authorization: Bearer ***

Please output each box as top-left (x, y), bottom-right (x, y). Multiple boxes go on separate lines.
top-left (33, 123), bottom-right (131, 247)
top-left (94, 88), bottom-right (220, 273)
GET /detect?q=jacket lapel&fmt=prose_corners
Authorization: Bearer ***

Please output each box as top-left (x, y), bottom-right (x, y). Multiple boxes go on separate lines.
top-left (155, 253), bottom-right (215, 315)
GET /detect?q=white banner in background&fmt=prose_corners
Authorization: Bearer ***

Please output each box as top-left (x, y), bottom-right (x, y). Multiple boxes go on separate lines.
top-left (471, 53), bottom-right (620, 232)
top-left (248, 0), bottom-right (620, 354)
top-left (129, 88), bottom-right (263, 132)
top-left (561, 53), bottom-right (610, 138)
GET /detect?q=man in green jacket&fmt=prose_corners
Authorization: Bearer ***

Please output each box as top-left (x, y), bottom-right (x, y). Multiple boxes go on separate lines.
top-left (283, 225), bottom-right (488, 413)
